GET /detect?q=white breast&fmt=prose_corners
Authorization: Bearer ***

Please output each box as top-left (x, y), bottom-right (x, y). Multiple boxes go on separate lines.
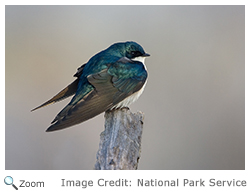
top-left (131, 56), bottom-right (147, 70)
top-left (111, 81), bottom-right (147, 109)
top-left (111, 56), bottom-right (147, 109)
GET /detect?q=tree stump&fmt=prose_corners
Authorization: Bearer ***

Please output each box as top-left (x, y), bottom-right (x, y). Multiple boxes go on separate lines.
top-left (95, 108), bottom-right (144, 170)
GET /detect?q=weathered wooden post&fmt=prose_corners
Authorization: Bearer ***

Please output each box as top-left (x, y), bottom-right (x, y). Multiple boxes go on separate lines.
top-left (95, 108), bottom-right (144, 170)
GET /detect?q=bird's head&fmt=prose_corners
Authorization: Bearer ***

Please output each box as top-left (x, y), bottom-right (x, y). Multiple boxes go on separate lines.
top-left (124, 41), bottom-right (150, 60)
top-left (107, 41), bottom-right (150, 60)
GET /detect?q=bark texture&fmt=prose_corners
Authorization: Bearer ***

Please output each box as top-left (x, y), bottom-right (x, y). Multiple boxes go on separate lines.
top-left (95, 108), bottom-right (144, 170)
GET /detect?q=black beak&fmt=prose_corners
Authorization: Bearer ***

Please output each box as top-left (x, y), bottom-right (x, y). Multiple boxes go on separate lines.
top-left (143, 53), bottom-right (150, 57)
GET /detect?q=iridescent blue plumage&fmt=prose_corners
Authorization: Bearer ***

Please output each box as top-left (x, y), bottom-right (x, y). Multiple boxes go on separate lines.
top-left (32, 41), bottom-right (150, 132)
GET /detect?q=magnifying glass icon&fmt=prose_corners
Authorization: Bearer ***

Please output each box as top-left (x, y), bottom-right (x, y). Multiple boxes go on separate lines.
top-left (4, 176), bottom-right (18, 190)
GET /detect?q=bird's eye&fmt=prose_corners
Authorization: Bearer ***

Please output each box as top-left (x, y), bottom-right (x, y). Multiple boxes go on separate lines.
top-left (131, 51), bottom-right (141, 57)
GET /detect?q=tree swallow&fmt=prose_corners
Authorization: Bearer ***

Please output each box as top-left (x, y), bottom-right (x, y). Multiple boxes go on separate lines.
top-left (32, 41), bottom-right (150, 132)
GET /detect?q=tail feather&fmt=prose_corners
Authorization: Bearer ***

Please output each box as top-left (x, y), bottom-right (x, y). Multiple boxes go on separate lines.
top-left (31, 79), bottom-right (79, 111)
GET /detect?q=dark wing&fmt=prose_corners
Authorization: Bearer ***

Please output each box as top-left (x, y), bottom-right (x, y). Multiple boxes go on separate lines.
top-left (46, 59), bottom-right (147, 132)
top-left (31, 64), bottom-right (86, 111)
top-left (31, 79), bottom-right (79, 111)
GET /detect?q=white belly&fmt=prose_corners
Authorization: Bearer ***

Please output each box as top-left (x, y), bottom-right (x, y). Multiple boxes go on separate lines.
top-left (111, 81), bottom-right (147, 109)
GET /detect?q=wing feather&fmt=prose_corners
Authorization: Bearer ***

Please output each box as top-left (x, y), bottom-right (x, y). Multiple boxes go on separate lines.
top-left (46, 69), bottom-right (118, 131)
top-left (31, 79), bottom-right (79, 111)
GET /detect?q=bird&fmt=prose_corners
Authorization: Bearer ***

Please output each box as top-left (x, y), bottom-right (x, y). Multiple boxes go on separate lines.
top-left (31, 41), bottom-right (150, 132)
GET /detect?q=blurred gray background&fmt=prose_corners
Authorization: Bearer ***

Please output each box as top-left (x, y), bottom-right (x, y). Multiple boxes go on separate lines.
top-left (5, 5), bottom-right (244, 170)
